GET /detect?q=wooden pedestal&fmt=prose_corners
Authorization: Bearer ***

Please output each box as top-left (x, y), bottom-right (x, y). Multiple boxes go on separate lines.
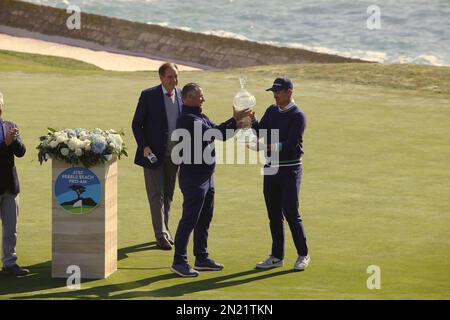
top-left (51, 159), bottom-right (118, 279)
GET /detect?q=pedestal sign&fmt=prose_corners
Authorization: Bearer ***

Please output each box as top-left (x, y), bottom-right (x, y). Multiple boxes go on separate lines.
top-left (51, 159), bottom-right (117, 279)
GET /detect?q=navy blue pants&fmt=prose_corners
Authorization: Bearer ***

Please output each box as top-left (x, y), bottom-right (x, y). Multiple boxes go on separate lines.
top-left (263, 165), bottom-right (308, 259)
top-left (173, 172), bottom-right (214, 265)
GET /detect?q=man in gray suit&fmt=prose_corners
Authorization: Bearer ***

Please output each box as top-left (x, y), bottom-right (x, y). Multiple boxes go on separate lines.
top-left (132, 63), bottom-right (182, 250)
top-left (0, 91), bottom-right (29, 276)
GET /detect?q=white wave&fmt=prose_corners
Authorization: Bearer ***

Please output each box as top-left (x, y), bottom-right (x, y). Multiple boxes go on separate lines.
top-left (156, 22), bottom-right (169, 27)
top-left (261, 40), bottom-right (449, 66)
top-left (202, 30), bottom-right (250, 41)
top-left (146, 21), bottom-right (191, 32)
top-left (145, 24), bottom-right (249, 40)
top-left (392, 55), bottom-right (445, 66)
top-left (260, 40), bottom-right (386, 63)
top-left (146, 23), bottom-right (448, 66)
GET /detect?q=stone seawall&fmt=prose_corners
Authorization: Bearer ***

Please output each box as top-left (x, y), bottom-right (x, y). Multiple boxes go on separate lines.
top-left (0, 0), bottom-right (370, 69)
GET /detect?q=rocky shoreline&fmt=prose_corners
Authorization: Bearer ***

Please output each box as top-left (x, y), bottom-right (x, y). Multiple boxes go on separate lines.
top-left (0, 0), bottom-right (370, 69)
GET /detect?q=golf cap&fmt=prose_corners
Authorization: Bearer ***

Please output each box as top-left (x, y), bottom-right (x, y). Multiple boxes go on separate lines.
top-left (266, 77), bottom-right (293, 92)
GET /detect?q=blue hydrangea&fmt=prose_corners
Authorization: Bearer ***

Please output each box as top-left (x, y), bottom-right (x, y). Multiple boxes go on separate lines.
top-left (91, 138), bottom-right (106, 154)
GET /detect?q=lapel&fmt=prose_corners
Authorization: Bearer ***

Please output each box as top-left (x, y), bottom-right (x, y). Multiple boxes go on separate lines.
top-left (156, 84), bottom-right (169, 129)
top-left (156, 84), bottom-right (165, 109)
top-left (1, 120), bottom-right (7, 141)
top-left (176, 88), bottom-right (183, 114)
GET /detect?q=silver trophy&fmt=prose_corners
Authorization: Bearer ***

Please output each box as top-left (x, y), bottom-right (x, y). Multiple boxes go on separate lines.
top-left (233, 75), bottom-right (257, 143)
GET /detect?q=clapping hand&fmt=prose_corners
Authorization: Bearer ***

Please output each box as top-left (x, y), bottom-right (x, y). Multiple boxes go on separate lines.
top-left (5, 128), bottom-right (19, 146)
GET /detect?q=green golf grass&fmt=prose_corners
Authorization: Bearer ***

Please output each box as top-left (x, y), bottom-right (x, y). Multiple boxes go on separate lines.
top-left (61, 205), bottom-right (97, 214)
top-left (0, 49), bottom-right (449, 299)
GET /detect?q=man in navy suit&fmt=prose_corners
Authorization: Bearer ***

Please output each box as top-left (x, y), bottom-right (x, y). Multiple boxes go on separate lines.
top-left (0, 92), bottom-right (29, 276)
top-left (170, 83), bottom-right (251, 277)
top-left (132, 63), bottom-right (183, 250)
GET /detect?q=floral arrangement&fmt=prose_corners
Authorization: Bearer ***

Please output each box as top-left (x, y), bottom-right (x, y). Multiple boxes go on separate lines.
top-left (37, 128), bottom-right (128, 167)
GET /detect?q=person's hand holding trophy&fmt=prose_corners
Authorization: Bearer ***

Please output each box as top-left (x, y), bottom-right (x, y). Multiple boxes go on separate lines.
top-left (233, 75), bottom-right (257, 143)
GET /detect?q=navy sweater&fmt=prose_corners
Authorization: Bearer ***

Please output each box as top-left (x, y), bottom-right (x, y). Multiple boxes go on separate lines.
top-left (253, 104), bottom-right (306, 166)
top-left (175, 105), bottom-right (237, 177)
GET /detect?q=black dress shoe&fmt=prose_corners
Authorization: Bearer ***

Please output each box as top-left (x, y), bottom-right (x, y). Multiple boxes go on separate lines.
top-left (2, 264), bottom-right (30, 276)
top-left (156, 238), bottom-right (173, 250)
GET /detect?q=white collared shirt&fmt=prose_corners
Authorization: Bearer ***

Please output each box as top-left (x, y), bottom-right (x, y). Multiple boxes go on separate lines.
top-left (278, 100), bottom-right (296, 113)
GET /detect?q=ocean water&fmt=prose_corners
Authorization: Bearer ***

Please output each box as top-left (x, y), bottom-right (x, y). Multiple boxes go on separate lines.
top-left (24, 0), bottom-right (450, 66)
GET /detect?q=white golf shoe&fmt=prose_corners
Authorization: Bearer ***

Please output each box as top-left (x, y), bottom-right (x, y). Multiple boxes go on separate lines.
top-left (256, 256), bottom-right (283, 269)
top-left (293, 255), bottom-right (310, 271)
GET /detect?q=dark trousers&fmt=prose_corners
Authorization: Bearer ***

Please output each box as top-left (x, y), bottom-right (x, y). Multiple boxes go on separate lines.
top-left (173, 172), bottom-right (214, 265)
top-left (263, 165), bottom-right (308, 259)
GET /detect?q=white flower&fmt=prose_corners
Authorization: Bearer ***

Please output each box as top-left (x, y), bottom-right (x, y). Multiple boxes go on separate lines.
top-left (67, 137), bottom-right (83, 151)
top-left (83, 140), bottom-right (91, 151)
top-left (64, 129), bottom-right (76, 137)
top-left (109, 134), bottom-right (123, 150)
top-left (60, 148), bottom-right (70, 156)
top-left (39, 127), bottom-right (126, 165)
top-left (91, 128), bottom-right (103, 134)
top-left (55, 133), bottom-right (68, 144)
top-left (49, 140), bottom-right (59, 148)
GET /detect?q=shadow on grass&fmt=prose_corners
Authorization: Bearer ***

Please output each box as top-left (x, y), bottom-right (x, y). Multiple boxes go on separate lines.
top-left (4, 242), bottom-right (296, 299)
top-left (117, 241), bottom-right (160, 260)
top-left (0, 260), bottom-right (98, 298)
top-left (116, 269), bottom-right (295, 299)
top-left (13, 268), bottom-right (294, 299)
top-left (0, 242), bottom-right (160, 299)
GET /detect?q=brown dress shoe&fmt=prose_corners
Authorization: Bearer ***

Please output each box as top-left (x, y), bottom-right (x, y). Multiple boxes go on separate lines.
top-left (156, 237), bottom-right (172, 250)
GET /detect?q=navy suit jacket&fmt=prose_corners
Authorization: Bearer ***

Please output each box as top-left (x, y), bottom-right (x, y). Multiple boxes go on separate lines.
top-left (0, 120), bottom-right (26, 195)
top-left (131, 84), bottom-right (182, 169)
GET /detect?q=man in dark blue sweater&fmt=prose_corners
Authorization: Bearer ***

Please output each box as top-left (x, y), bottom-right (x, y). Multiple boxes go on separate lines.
top-left (170, 83), bottom-right (251, 277)
top-left (250, 77), bottom-right (310, 271)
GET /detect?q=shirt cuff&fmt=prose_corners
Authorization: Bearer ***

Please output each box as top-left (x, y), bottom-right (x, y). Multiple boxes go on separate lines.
top-left (271, 143), bottom-right (282, 152)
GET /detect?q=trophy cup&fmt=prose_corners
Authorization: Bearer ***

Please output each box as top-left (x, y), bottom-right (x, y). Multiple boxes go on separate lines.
top-left (233, 75), bottom-right (257, 143)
